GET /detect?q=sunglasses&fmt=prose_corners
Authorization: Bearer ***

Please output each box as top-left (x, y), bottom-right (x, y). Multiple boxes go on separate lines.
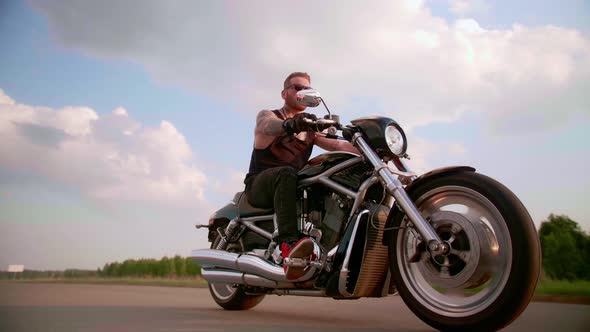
top-left (286, 84), bottom-right (312, 91)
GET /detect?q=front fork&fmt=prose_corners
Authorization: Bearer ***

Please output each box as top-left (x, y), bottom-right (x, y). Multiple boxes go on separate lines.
top-left (352, 134), bottom-right (449, 256)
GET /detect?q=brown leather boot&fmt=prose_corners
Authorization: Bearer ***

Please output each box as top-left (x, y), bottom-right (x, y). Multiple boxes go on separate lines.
top-left (281, 237), bottom-right (314, 280)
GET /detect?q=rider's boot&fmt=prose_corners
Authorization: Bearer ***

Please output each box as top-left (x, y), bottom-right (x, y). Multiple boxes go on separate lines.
top-left (281, 237), bottom-right (314, 280)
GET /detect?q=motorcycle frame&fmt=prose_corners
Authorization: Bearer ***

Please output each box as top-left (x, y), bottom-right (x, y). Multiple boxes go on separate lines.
top-left (224, 134), bottom-right (447, 261)
top-left (224, 155), bottom-right (383, 246)
top-left (206, 134), bottom-right (469, 298)
top-left (218, 156), bottom-right (393, 297)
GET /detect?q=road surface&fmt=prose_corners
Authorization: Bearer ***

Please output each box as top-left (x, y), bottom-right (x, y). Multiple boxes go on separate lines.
top-left (0, 283), bottom-right (588, 331)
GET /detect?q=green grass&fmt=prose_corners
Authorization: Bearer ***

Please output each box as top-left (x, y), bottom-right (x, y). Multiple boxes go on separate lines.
top-left (535, 278), bottom-right (590, 296)
top-left (1, 277), bottom-right (208, 288)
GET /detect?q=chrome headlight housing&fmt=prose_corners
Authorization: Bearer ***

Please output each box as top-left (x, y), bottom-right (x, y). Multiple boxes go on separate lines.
top-left (385, 124), bottom-right (407, 157)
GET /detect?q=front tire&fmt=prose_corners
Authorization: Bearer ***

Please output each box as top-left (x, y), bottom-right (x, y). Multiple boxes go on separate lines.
top-left (207, 236), bottom-right (265, 310)
top-left (389, 171), bottom-right (541, 331)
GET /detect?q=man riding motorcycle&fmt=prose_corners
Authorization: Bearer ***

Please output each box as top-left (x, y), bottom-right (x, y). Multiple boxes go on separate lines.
top-left (193, 72), bottom-right (541, 331)
top-left (243, 72), bottom-right (358, 279)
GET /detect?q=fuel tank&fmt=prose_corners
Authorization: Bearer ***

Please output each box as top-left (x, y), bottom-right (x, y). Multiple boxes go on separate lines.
top-left (299, 152), bottom-right (372, 191)
top-left (298, 152), bottom-right (359, 178)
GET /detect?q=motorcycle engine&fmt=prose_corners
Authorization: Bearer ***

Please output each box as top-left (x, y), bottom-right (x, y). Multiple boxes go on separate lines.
top-left (307, 192), bottom-right (350, 251)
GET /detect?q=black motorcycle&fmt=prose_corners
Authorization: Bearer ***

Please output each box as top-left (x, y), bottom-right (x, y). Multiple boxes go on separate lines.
top-left (192, 89), bottom-right (541, 331)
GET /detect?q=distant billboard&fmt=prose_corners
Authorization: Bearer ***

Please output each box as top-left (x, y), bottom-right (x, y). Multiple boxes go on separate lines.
top-left (8, 265), bottom-right (24, 273)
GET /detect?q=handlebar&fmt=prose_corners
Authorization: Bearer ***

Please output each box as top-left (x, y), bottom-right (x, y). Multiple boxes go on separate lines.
top-left (302, 118), bottom-right (339, 127)
top-left (301, 117), bottom-right (345, 139)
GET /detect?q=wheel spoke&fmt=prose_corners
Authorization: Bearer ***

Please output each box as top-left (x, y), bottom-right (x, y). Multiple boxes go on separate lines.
top-left (440, 265), bottom-right (451, 278)
top-left (450, 248), bottom-right (470, 263)
top-left (444, 256), bottom-right (450, 266)
top-left (447, 234), bottom-right (456, 244)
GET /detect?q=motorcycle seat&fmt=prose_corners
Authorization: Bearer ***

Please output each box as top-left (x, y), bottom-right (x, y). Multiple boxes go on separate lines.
top-left (232, 192), bottom-right (274, 217)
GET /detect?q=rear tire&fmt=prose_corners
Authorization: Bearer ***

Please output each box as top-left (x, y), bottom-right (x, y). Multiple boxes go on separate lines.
top-left (389, 171), bottom-right (541, 331)
top-left (207, 236), bottom-right (265, 310)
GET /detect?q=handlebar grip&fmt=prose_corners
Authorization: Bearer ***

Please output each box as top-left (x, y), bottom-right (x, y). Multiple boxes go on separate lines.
top-left (300, 117), bottom-right (342, 134)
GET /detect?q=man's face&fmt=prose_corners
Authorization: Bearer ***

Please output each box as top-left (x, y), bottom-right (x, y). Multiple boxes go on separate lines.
top-left (282, 76), bottom-right (312, 112)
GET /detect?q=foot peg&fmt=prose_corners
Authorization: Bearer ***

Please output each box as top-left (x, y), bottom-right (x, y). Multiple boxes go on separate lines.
top-left (283, 257), bottom-right (322, 268)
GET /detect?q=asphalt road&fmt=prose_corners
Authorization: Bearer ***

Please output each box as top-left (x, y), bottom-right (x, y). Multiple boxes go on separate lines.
top-left (0, 283), bottom-right (588, 332)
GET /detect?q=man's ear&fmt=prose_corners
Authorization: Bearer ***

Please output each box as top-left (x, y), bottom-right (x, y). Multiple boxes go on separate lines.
top-left (281, 89), bottom-right (286, 100)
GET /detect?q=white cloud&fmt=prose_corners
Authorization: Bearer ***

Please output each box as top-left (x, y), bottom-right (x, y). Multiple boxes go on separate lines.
top-left (29, 1), bottom-right (590, 135)
top-left (404, 0), bottom-right (425, 12)
top-left (210, 169), bottom-right (247, 197)
top-left (403, 138), bottom-right (467, 175)
top-left (449, 0), bottom-right (490, 16)
top-left (0, 90), bottom-right (206, 204)
top-left (113, 106), bottom-right (128, 116)
top-left (0, 89), bottom-right (15, 105)
top-left (450, 0), bottom-right (472, 15)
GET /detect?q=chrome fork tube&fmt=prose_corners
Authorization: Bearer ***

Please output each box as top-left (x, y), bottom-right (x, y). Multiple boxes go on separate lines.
top-left (353, 135), bottom-right (445, 252)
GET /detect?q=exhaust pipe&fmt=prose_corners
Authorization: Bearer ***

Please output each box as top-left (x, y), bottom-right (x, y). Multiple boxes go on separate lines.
top-left (191, 249), bottom-right (315, 282)
top-left (201, 269), bottom-right (296, 289)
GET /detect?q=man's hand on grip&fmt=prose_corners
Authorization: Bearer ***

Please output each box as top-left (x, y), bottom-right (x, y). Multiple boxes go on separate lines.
top-left (282, 112), bottom-right (318, 134)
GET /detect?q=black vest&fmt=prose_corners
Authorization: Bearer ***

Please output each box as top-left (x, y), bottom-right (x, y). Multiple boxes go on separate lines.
top-left (246, 110), bottom-right (315, 178)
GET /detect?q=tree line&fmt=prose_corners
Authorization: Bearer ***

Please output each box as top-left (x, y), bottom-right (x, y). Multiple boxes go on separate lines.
top-left (0, 256), bottom-right (201, 279)
top-left (95, 214), bottom-right (589, 281)
top-left (539, 214), bottom-right (590, 280)
top-left (2, 214), bottom-right (588, 281)
top-left (99, 255), bottom-right (201, 278)
top-left (0, 269), bottom-right (98, 279)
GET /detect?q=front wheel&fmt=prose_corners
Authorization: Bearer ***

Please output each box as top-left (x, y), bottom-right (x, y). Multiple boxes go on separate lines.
top-left (389, 171), bottom-right (541, 332)
top-left (207, 236), bottom-right (265, 310)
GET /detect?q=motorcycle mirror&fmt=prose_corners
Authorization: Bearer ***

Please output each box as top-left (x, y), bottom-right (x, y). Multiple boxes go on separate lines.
top-left (296, 89), bottom-right (322, 107)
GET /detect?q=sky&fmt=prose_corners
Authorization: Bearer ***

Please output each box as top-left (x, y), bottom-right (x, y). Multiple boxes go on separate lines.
top-left (0, 0), bottom-right (589, 270)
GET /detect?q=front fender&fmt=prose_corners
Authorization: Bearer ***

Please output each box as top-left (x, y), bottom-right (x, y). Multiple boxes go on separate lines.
top-left (382, 166), bottom-right (476, 245)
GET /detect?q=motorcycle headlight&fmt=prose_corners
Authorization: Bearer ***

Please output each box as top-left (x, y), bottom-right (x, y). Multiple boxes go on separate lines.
top-left (385, 124), bottom-right (407, 156)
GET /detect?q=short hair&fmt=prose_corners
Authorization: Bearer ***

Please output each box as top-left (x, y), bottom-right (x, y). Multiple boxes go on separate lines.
top-left (283, 72), bottom-right (311, 89)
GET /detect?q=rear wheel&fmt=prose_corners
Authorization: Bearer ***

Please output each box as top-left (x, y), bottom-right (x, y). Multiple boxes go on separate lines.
top-left (207, 236), bottom-right (265, 310)
top-left (389, 171), bottom-right (541, 331)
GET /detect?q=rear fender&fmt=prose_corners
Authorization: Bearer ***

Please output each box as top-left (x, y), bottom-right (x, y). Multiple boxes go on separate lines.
top-left (382, 166), bottom-right (476, 245)
top-left (206, 193), bottom-right (242, 242)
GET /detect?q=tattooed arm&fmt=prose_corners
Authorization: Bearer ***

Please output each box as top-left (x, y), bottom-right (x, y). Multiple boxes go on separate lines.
top-left (253, 110), bottom-right (286, 149)
top-left (255, 110), bottom-right (285, 136)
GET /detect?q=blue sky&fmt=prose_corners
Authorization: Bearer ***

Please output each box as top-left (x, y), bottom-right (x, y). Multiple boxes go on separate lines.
top-left (1, 0), bottom-right (589, 270)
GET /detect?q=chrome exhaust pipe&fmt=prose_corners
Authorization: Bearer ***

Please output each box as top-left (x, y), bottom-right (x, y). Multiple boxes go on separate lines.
top-left (201, 269), bottom-right (296, 289)
top-left (271, 289), bottom-right (327, 297)
top-left (191, 249), bottom-right (315, 282)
